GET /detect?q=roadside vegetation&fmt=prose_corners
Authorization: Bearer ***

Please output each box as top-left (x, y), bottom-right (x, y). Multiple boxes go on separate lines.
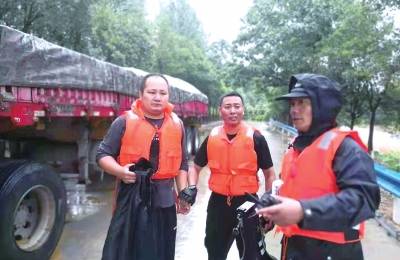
top-left (375, 151), bottom-right (400, 172)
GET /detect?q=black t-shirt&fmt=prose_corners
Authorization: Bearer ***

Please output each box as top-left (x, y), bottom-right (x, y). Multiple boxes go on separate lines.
top-left (194, 130), bottom-right (273, 170)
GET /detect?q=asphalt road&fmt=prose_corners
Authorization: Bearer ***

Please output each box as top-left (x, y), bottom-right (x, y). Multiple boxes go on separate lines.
top-left (51, 122), bottom-right (400, 260)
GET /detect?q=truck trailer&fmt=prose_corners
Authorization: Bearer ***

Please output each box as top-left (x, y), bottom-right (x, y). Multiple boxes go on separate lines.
top-left (0, 25), bottom-right (208, 260)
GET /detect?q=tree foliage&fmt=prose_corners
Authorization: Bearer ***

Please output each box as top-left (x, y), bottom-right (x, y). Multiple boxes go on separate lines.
top-left (0, 0), bottom-right (93, 52)
top-left (153, 1), bottom-right (220, 108)
top-left (235, 0), bottom-right (345, 87)
top-left (160, 0), bottom-right (206, 48)
top-left (223, 0), bottom-right (400, 151)
top-left (319, 2), bottom-right (398, 152)
top-left (90, 0), bottom-right (153, 68)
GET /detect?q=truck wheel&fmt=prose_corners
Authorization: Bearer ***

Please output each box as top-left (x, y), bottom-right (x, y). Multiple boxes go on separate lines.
top-left (0, 160), bottom-right (66, 260)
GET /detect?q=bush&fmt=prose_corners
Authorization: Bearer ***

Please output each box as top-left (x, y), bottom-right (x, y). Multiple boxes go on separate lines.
top-left (374, 151), bottom-right (400, 172)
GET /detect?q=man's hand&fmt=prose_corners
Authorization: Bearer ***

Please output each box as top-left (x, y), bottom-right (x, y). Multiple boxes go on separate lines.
top-left (260, 217), bottom-right (275, 233)
top-left (178, 185), bottom-right (198, 206)
top-left (177, 199), bottom-right (191, 215)
top-left (119, 164), bottom-right (137, 184)
top-left (256, 196), bottom-right (304, 227)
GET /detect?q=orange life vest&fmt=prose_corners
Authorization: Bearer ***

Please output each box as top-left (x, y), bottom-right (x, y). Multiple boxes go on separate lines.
top-left (278, 128), bottom-right (367, 244)
top-left (207, 123), bottom-right (259, 196)
top-left (118, 99), bottom-right (183, 180)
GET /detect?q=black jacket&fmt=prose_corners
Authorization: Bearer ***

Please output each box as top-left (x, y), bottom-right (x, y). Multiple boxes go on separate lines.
top-left (281, 74), bottom-right (380, 260)
top-left (283, 137), bottom-right (380, 260)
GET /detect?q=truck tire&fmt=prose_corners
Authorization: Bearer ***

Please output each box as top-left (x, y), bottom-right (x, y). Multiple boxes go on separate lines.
top-left (0, 160), bottom-right (66, 260)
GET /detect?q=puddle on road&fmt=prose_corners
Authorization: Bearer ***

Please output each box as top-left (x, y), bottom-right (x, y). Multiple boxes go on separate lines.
top-left (64, 183), bottom-right (107, 222)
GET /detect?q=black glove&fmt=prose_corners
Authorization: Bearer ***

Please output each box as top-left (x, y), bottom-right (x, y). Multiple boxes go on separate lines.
top-left (259, 191), bottom-right (280, 207)
top-left (245, 192), bottom-right (280, 209)
top-left (178, 185), bottom-right (198, 205)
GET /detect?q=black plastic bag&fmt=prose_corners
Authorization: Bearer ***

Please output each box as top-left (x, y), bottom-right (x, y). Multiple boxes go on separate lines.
top-left (102, 158), bottom-right (157, 260)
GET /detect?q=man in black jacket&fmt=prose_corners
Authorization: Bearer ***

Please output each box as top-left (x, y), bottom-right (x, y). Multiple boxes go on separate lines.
top-left (257, 73), bottom-right (380, 260)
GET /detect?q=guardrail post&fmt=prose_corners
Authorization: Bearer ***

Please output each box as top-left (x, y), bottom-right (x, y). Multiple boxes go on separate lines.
top-left (394, 198), bottom-right (400, 224)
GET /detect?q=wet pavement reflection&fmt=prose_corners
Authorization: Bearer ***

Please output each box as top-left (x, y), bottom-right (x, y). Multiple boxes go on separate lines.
top-left (51, 122), bottom-right (400, 260)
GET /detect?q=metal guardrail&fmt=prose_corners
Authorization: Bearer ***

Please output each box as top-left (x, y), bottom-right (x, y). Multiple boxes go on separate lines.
top-left (375, 164), bottom-right (400, 197)
top-left (269, 119), bottom-right (400, 197)
top-left (268, 119), bottom-right (297, 136)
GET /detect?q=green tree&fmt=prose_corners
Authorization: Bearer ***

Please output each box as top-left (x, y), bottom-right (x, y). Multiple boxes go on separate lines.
top-left (236, 0), bottom-right (345, 87)
top-left (90, 0), bottom-right (153, 68)
top-left (160, 0), bottom-right (206, 48)
top-left (153, 1), bottom-right (220, 110)
top-left (154, 19), bottom-right (218, 103)
top-left (319, 1), bottom-right (398, 152)
top-left (317, 3), bottom-right (379, 129)
top-left (381, 83), bottom-right (400, 131)
top-left (232, 0), bottom-right (400, 134)
top-left (0, 0), bottom-right (93, 53)
top-left (366, 0), bottom-right (400, 9)
top-left (228, 0), bottom-right (347, 121)
top-left (42, 0), bottom-right (93, 53)
top-left (0, 0), bottom-right (45, 32)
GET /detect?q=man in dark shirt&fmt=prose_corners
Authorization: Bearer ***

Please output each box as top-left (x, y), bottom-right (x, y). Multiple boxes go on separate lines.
top-left (97, 74), bottom-right (189, 260)
top-left (96, 115), bottom-right (188, 208)
top-left (184, 91), bottom-right (276, 260)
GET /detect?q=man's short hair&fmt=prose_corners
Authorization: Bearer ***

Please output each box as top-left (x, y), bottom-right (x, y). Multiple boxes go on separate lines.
top-left (219, 91), bottom-right (244, 107)
top-left (139, 73), bottom-right (169, 94)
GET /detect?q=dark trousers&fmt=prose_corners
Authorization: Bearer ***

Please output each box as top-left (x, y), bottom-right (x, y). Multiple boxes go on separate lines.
top-left (204, 192), bottom-right (273, 260)
top-left (151, 206), bottom-right (177, 260)
top-left (282, 235), bottom-right (364, 260)
top-left (102, 180), bottom-right (177, 260)
top-left (129, 205), bottom-right (177, 260)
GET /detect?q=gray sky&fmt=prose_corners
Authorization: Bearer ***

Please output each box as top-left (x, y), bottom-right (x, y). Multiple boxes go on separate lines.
top-left (146, 1), bottom-right (399, 43)
top-left (145, 0), bottom-right (253, 43)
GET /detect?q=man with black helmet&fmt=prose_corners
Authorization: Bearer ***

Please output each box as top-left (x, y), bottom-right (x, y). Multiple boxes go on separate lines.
top-left (257, 73), bottom-right (380, 260)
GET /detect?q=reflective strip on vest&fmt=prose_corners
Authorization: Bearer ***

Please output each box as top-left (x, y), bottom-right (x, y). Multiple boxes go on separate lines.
top-left (126, 110), bottom-right (139, 120)
top-left (171, 112), bottom-right (181, 124)
top-left (209, 126), bottom-right (220, 137)
top-left (245, 127), bottom-right (253, 138)
top-left (318, 130), bottom-right (337, 150)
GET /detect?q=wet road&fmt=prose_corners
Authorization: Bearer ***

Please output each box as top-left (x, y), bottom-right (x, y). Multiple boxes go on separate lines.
top-left (51, 122), bottom-right (400, 260)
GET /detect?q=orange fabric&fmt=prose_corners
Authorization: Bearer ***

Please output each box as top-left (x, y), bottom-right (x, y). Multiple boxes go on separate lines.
top-left (207, 123), bottom-right (259, 196)
top-left (278, 128), bottom-right (367, 244)
top-left (118, 99), bottom-right (182, 179)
